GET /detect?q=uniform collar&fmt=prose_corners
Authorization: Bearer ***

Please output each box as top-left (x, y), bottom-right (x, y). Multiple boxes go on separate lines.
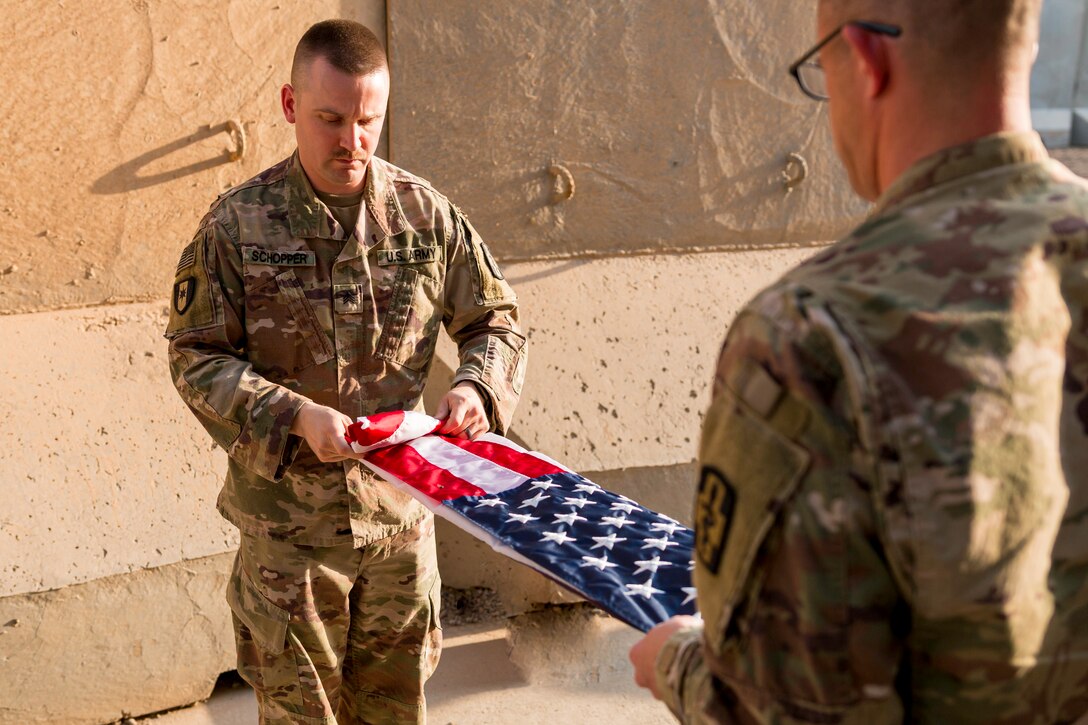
top-left (875, 131), bottom-right (1050, 214)
top-left (285, 152), bottom-right (407, 244)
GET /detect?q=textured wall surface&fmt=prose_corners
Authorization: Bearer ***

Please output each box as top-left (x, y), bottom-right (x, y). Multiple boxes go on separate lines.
top-left (388, 0), bottom-right (867, 258)
top-left (0, 303), bottom-right (233, 598)
top-left (0, 553), bottom-right (235, 725)
top-left (1032, 0), bottom-right (1088, 109)
top-left (0, 0), bottom-right (386, 315)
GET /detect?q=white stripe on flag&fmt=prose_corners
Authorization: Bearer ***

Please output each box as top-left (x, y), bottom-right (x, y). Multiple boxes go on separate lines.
top-left (406, 437), bottom-right (531, 494)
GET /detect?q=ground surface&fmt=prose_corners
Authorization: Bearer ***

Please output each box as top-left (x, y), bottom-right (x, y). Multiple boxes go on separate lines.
top-left (1052, 147), bottom-right (1088, 176)
top-left (137, 612), bottom-right (673, 725)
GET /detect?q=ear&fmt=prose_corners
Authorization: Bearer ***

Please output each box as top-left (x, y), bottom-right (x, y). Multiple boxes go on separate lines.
top-left (841, 24), bottom-right (891, 98)
top-left (281, 84), bottom-right (297, 124)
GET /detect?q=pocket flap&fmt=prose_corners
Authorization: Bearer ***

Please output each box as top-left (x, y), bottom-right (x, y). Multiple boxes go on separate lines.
top-left (227, 568), bottom-right (290, 655)
top-left (694, 387), bottom-right (811, 656)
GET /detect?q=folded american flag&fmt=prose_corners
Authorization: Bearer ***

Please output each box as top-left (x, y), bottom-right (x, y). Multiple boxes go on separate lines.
top-left (346, 411), bottom-right (697, 632)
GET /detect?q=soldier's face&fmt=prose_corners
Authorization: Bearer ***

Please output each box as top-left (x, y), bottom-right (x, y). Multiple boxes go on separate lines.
top-left (281, 57), bottom-right (389, 195)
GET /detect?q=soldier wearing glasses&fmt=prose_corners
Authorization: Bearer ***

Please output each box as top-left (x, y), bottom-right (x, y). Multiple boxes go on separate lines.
top-left (631, 0), bottom-right (1088, 721)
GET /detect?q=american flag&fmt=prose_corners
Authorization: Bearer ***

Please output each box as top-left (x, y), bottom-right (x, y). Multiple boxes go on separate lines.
top-left (347, 411), bottom-right (697, 632)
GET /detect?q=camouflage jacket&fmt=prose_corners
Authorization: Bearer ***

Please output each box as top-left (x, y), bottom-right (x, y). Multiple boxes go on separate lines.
top-left (656, 133), bottom-right (1088, 723)
top-left (165, 153), bottom-right (526, 545)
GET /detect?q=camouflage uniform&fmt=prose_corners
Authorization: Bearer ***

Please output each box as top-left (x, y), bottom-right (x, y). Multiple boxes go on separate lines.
top-left (166, 152), bottom-right (525, 723)
top-left (655, 133), bottom-right (1088, 723)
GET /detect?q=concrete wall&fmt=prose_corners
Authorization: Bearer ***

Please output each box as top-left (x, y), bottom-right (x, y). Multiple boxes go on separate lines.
top-left (0, 1), bottom-right (860, 723)
top-left (1031, 0), bottom-right (1088, 146)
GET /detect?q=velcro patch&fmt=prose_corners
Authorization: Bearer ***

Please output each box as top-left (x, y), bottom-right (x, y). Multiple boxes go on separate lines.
top-left (695, 467), bottom-right (737, 574)
top-left (175, 242), bottom-right (197, 275)
top-left (479, 241), bottom-right (504, 280)
top-left (243, 246), bottom-right (316, 267)
top-left (376, 246), bottom-right (440, 266)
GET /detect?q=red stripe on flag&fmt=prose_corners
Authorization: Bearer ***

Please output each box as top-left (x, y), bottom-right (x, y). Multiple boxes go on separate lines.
top-left (346, 410), bottom-right (405, 448)
top-left (366, 443), bottom-right (489, 501)
top-left (438, 436), bottom-right (565, 478)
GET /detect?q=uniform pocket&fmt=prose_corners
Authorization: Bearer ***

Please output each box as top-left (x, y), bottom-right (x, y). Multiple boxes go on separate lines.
top-left (695, 388), bottom-right (810, 658)
top-left (245, 270), bottom-right (334, 379)
top-left (376, 266), bottom-right (442, 372)
top-left (227, 560), bottom-right (289, 655)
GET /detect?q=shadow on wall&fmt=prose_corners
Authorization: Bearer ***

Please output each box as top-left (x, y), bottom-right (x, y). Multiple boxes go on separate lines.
top-left (91, 121), bottom-right (245, 195)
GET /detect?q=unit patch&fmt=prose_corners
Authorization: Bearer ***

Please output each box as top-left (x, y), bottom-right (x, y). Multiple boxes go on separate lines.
top-left (173, 277), bottom-right (197, 315)
top-left (243, 246), bottom-right (316, 267)
top-left (376, 246), bottom-right (440, 266)
top-left (695, 466), bottom-right (737, 574)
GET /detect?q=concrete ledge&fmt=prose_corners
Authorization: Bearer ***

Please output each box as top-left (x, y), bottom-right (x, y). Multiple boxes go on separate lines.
top-left (0, 552), bottom-right (235, 725)
top-left (1072, 109), bottom-right (1088, 147)
top-left (1033, 108), bottom-right (1073, 149)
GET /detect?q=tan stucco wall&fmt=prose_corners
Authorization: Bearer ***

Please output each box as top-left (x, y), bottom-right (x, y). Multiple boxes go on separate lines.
top-left (387, 1), bottom-right (867, 258)
top-left (0, 1), bottom-right (861, 722)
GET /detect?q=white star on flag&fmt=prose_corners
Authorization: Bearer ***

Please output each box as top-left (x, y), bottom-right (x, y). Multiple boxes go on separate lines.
top-left (580, 555), bottom-right (618, 571)
top-left (590, 533), bottom-right (627, 551)
top-left (530, 480), bottom-right (560, 491)
top-left (624, 579), bottom-right (665, 599)
top-left (475, 498), bottom-right (506, 508)
top-left (600, 514), bottom-right (633, 529)
top-left (519, 491), bottom-right (548, 509)
top-left (573, 482), bottom-right (599, 495)
top-left (508, 512), bottom-right (539, 524)
top-left (641, 536), bottom-right (681, 551)
top-left (681, 587), bottom-right (697, 605)
top-left (553, 511), bottom-right (588, 526)
top-left (650, 521), bottom-right (684, 536)
top-left (563, 496), bottom-right (591, 509)
top-left (541, 530), bottom-right (576, 546)
top-left (610, 501), bottom-right (639, 514)
top-left (633, 556), bottom-right (673, 575)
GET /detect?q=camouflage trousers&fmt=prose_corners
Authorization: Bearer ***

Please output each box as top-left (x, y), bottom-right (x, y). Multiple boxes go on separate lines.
top-left (227, 516), bottom-right (441, 725)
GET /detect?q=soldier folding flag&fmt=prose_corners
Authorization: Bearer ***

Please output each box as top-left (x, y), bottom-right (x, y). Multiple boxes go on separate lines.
top-left (346, 411), bottom-right (697, 632)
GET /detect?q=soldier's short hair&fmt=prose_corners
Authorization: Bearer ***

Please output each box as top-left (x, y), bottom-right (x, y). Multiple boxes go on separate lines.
top-left (291, 19), bottom-right (387, 88)
top-left (824, 0), bottom-right (1041, 77)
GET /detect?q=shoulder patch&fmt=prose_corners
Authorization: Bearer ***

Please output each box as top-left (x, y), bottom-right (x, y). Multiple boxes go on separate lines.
top-left (457, 211), bottom-right (514, 303)
top-left (175, 241), bottom-right (197, 275)
top-left (695, 467), bottom-right (737, 574)
top-left (165, 231), bottom-right (218, 338)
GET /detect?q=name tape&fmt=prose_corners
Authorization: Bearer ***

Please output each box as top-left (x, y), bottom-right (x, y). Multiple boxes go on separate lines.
top-left (376, 246), bottom-right (440, 267)
top-left (243, 246), bottom-right (316, 267)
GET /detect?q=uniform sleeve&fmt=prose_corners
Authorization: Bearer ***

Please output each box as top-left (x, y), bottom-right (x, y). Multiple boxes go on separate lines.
top-left (441, 205), bottom-right (527, 434)
top-left (658, 296), bottom-right (908, 724)
top-left (165, 218), bottom-right (308, 482)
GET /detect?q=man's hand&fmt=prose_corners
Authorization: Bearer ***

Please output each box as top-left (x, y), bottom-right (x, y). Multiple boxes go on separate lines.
top-left (629, 615), bottom-right (701, 700)
top-left (436, 382), bottom-right (489, 440)
top-left (289, 402), bottom-right (358, 462)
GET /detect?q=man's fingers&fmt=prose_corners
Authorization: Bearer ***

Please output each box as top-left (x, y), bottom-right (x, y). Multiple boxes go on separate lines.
top-left (435, 396), bottom-right (452, 422)
top-left (439, 399), bottom-right (468, 435)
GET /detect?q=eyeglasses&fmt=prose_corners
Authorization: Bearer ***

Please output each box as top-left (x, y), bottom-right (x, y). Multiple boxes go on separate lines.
top-left (788, 21), bottom-right (902, 101)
